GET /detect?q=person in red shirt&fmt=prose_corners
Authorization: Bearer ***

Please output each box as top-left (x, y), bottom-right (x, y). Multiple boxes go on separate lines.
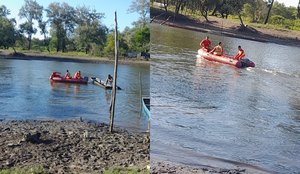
top-left (74, 71), bottom-right (82, 79)
top-left (234, 46), bottom-right (245, 61)
top-left (200, 36), bottom-right (211, 52)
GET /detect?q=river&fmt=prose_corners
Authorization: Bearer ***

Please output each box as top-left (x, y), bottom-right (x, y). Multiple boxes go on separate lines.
top-left (0, 58), bottom-right (150, 132)
top-left (150, 23), bottom-right (300, 173)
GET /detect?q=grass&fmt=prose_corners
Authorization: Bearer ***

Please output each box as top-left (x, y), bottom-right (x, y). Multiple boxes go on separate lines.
top-left (152, 5), bottom-right (300, 32)
top-left (103, 167), bottom-right (150, 174)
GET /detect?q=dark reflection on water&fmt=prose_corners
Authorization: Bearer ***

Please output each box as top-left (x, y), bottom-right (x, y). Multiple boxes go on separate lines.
top-left (151, 23), bottom-right (300, 173)
top-left (0, 59), bottom-right (149, 132)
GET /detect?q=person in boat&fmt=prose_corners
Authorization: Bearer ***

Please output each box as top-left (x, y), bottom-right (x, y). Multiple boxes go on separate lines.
top-left (51, 72), bottom-right (60, 78)
top-left (65, 70), bottom-right (72, 79)
top-left (74, 71), bottom-right (82, 79)
top-left (209, 42), bottom-right (223, 56)
top-left (234, 46), bottom-right (245, 61)
top-left (105, 74), bottom-right (113, 85)
top-left (200, 36), bottom-right (211, 52)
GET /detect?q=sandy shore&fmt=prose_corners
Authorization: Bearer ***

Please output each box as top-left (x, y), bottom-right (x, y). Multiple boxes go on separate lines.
top-left (151, 7), bottom-right (300, 47)
top-left (0, 49), bottom-right (150, 65)
top-left (0, 120), bottom-right (149, 173)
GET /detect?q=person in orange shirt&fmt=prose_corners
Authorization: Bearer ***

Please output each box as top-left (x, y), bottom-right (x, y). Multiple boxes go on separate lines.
top-left (74, 71), bottom-right (82, 79)
top-left (209, 42), bottom-right (223, 56)
top-left (234, 46), bottom-right (245, 61)
top-left (200, 36), bottom-right (211, 51)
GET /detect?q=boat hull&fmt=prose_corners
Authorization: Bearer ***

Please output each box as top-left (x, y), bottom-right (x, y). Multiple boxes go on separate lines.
top-left (142, 97), bottom-right (150, 119)
top-left (50, 72), bottom-right (88, 84)
top-left (197, 49), bottom-right (255, 68)
top-left (91, 77), bottom-right (112, 89)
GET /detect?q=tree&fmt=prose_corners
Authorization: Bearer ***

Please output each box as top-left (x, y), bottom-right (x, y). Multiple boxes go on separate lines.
top-left (46, 2), bottom-right (76, 52)
top-left (264, 0), bottom-right (274, 24)
top-left (18, 0), bottom-right (43, 50)
top-left (128, 0), bottom-right (150, 26)
top-left (103, 32), bottom-right (128, 57)
top-left (0, 5), bottom-right (10, 17)
top-left (0, 12), bottom-right (16, 49)
top-left (242, 0), bottom-right (267, 22)
top-left (130, 26), bottom-right (150, 52)
top-left (74, 6), bottom-right (107, 55)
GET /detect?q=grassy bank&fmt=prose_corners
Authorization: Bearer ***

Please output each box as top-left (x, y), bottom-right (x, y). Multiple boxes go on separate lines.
top-left (151, 6), bottom-right (300, 46)
top-left (0, 49), bottom-right (150, 65)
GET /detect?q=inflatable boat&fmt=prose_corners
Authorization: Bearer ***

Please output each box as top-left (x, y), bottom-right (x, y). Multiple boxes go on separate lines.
top-left (50, 72), bottom-right (88, 84)
top-left (196, 49), bottom-right (255, 68)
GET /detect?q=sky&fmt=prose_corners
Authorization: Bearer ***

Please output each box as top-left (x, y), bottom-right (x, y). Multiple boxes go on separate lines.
top-left (276, 0), bottom-right (299, 7)
top-left (0, 0), bottom-right (140, 39)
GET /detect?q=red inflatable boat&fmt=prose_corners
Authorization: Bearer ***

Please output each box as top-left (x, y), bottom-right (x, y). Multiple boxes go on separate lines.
top-left (196, 49), bottom-right (255, 68)
top-left (49, 72), bottom-right (88, 84)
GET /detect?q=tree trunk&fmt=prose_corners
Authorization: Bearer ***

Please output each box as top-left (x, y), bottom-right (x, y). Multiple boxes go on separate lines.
top-left (238, 11), bottom-right (245, 27)
top-left (298, 0), bottom-right (300, 18)
top-left (28, 35), bottom-right (32, 50)
top-left (264, 0), bottom-right (274, 24)
top-left (163, 0), bottom-right (168, 12)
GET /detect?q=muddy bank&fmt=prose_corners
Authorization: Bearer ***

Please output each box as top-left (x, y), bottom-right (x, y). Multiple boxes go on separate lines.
top-left (151, 7), bottom-right (300, 47)
top-left (0, 120), bottom-right (149, 173)
top-left (0, 50), bottom-right (149, 65)
top-left (151, 160), bottom-right (273, 174)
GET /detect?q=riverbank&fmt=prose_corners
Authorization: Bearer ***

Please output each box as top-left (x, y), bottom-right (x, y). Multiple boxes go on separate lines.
top-left (0, 49), bottom-right (149, 65)
top-left (0, 120), bottom-right (149, 173)
top-left (151, 7), bottom-right (300, 47)
top-left (151, 160), bottom-right (247, 174)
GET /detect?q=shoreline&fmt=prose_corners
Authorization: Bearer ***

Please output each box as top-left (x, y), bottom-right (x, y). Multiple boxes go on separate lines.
top-left (151, 159), bottom-right (273, 174)
top-left (151, 7), bottom-right (300, 48)
top-left (0, 50), bottom-right (150, 65)
top-left (0, 119), bottom-right (149, 173)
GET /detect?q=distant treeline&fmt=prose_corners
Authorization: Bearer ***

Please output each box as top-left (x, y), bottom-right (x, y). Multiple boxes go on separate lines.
top-left (0, 0), bottom-right (150, 57)
top-left (151, 0), bottom-right (300, 30)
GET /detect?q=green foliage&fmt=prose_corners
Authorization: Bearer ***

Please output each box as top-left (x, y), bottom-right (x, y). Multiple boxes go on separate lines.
top-left (272, 1), bottom-right (297, 20)
top-left (1, 1), bottom-right (150, 57)
top-left (130, 26), bottom-right (150, 52)
top-left (103, 32), bottom-right (129, 57)
top-left (270, 15), bottom-right (285, 24)
top-left (0, 16), bottom-right (16, 49)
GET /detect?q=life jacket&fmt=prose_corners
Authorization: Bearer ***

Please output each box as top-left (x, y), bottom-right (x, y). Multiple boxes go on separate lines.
top-left (201, 39), bottom-right (211, 48)
top-left (238, 50), bottom-right (245, 58)
top-left (74, 72), bottom-right (81, 79)
top-left (214, 45), bottom-right (222, 56)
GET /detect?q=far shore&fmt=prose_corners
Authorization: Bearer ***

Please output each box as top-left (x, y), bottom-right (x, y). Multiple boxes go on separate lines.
top-left (0, 49), bottom-right (150, 65)
top-left (151, 7), bottom-right (300, 48)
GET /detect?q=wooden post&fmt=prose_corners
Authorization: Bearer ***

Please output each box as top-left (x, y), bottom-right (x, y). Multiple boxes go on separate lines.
top-left (139, 72), bottom-right (142, 117)
top-left (109, 11), bottom-right (119, 133)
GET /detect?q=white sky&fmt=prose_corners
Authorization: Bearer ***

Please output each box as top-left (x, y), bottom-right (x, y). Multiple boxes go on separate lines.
top-left (276, 0), bottom-right (298, 7)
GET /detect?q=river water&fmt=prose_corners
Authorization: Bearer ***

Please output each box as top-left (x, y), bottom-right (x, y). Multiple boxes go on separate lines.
top-left (150, 23), bottom-right (300, 173)
top-left (0, 58), bottom-right (149, 132)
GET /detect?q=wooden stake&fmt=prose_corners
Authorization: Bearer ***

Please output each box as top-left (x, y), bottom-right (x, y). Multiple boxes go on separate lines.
top-left (109, 11), bottom-right (119, 133)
